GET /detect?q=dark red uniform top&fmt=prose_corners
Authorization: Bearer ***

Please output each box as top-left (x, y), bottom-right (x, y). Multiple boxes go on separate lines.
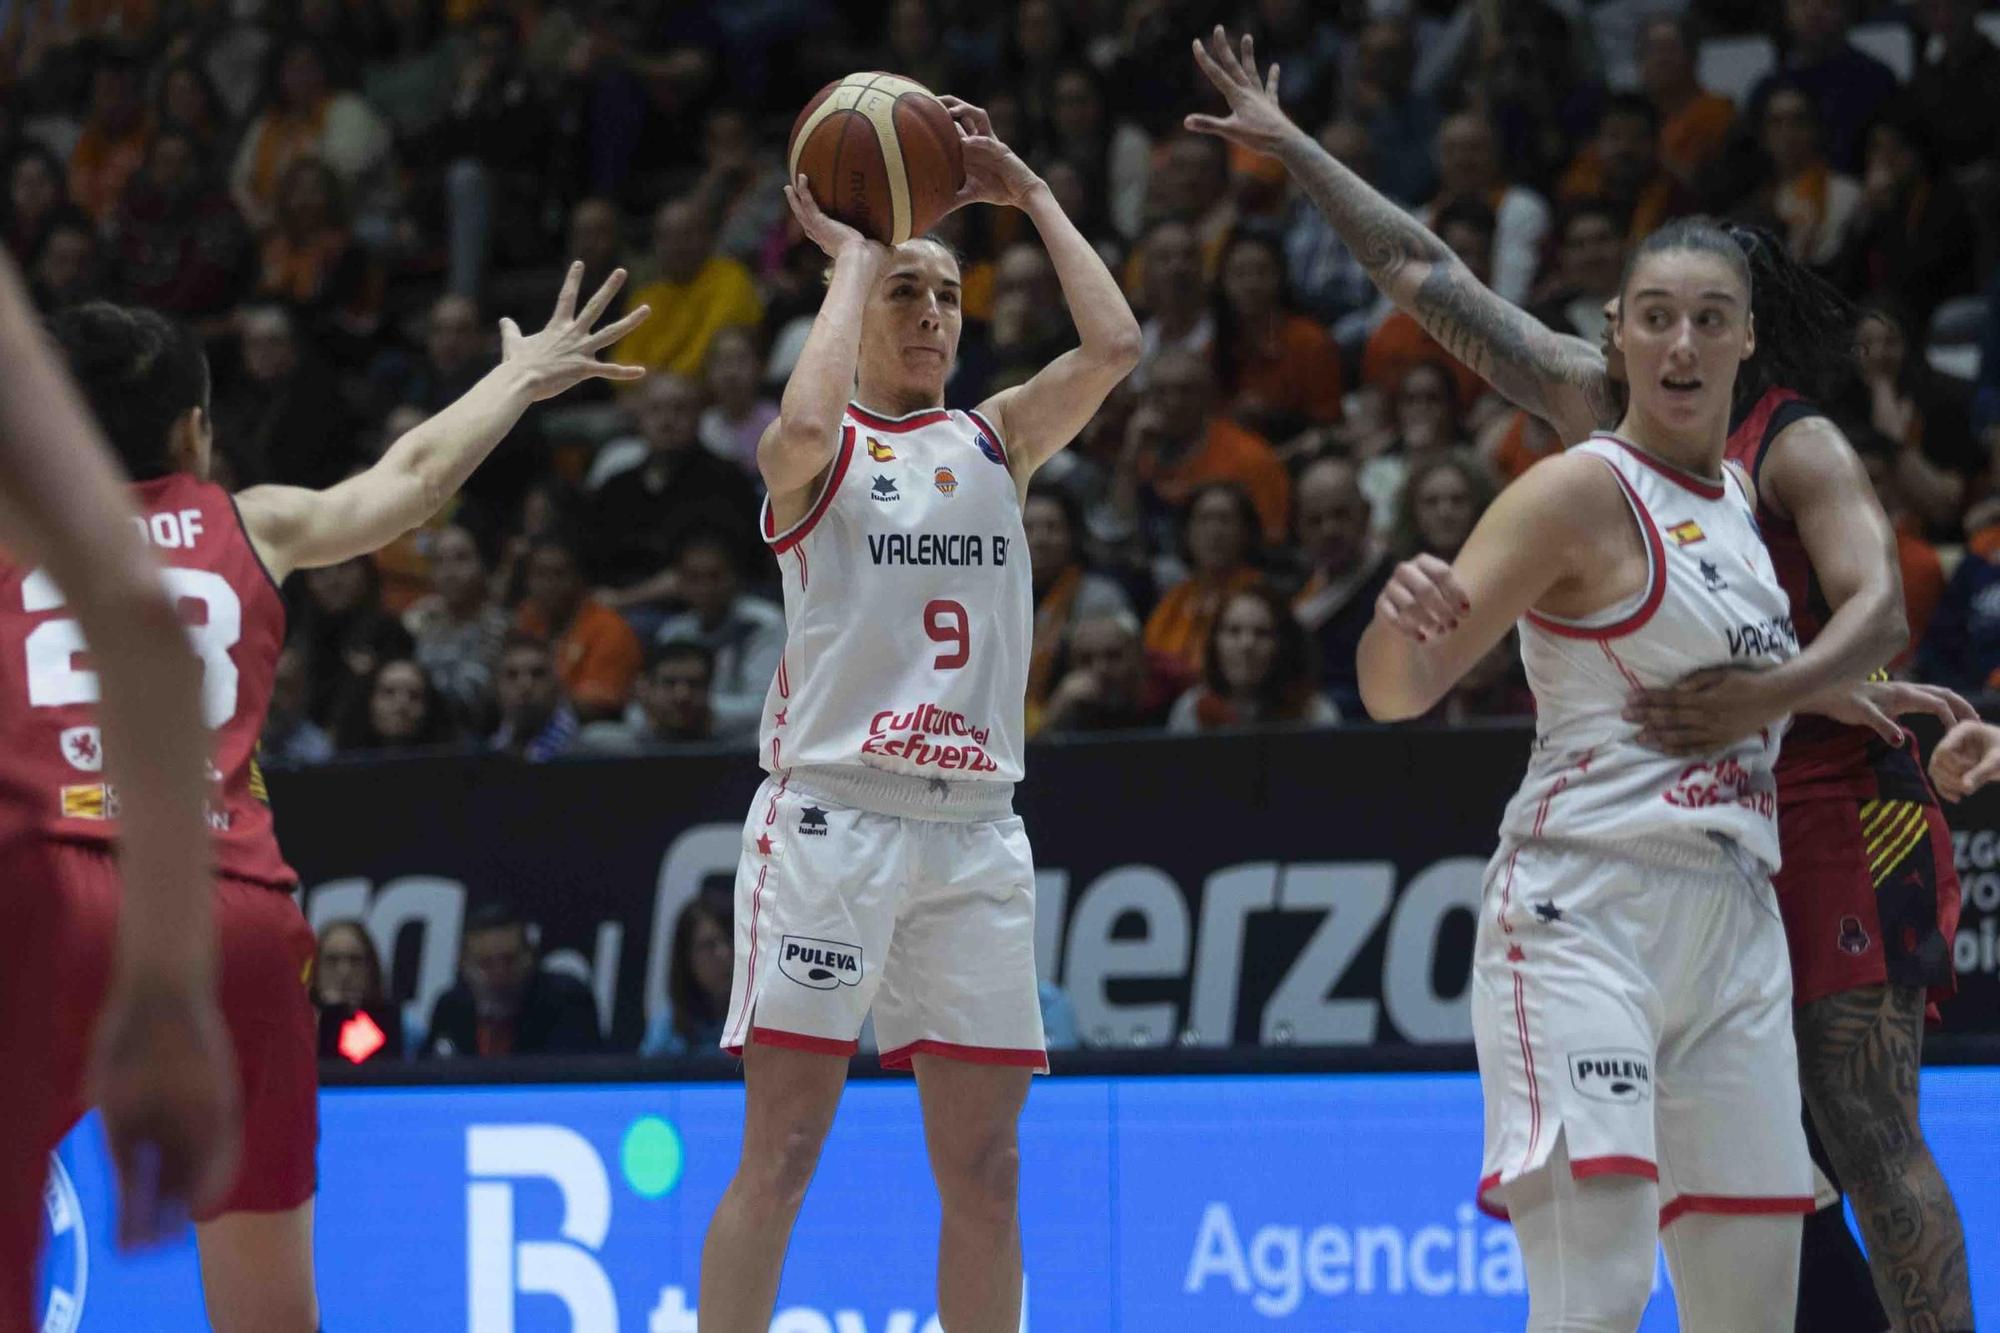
top-left (0, 474), bottom-right (295, 884)
top-left (1725, 387), bottom-right (1930, 805)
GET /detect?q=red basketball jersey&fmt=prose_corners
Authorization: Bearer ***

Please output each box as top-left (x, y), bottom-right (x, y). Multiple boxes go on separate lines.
top-left (1725, 387), bottom-right (1929, 803)
top-left (0, 473), bottom-right (294, 884)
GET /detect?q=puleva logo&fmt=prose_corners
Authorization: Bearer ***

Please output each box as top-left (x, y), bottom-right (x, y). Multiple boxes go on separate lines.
top-left (779, 934), bottom-right (863, 989)
top-left (38, 1153), bottom-right (87, 1333)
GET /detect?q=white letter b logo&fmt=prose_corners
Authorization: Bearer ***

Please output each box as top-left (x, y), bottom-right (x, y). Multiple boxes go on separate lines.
top-left (467, 1125), bottom-right (618, 1332)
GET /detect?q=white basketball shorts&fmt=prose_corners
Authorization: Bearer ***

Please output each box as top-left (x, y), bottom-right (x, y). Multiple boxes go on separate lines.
top-left (1473, 834), bottom-right (1814, 1229)
top-left (721, 766), bottom-right (1047, 1071)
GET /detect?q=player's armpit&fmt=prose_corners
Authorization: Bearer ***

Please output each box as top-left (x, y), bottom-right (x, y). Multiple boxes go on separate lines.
top-left (975, 342), bottom-right (1138, 482)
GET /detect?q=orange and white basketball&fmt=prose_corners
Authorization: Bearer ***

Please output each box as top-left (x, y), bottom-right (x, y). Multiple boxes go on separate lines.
top-left (787, 73), bottom-right (965, 246)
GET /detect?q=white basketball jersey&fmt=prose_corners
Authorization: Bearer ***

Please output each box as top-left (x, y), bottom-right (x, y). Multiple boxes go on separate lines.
top-left (1499, 435), bottom-right (1798, 870)
top-left (758, 402), bottom-right (1029, 784)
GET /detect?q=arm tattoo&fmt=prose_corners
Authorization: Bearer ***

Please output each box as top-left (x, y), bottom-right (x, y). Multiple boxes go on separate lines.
top-left (1282, 137), bottom-right (1619, 441)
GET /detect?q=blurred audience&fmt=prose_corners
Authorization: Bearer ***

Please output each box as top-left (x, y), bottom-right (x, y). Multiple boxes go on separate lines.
top-left (646, 531), bottom-right (782, 743)
top-left (1293, 458), bottom-right (1391, 718)
top-left (333, 656), bottom-right (459, 755)
top-left (1143, 482), bottom-right (1265, 682)
top-left (514, 536), bottom-right (640, 723)
top-left (613, 197), bottom-right (761, 378)
top-left (579, 640), bottom-right (718, 752)
top-left (1167, 585), bottom-right (1337, 733)
top-left (491, 630), bottom-right (579, 760)
top-left (422, 900), bottom-right (602, 1057)
top-left (404, 525), bottom-right (509, 729)
top-left (1037, 611), bottom-right (1179, 736)
top-left (638, 890), bottom-right (733, 1056)
top-left (313, 918), bottom-right (406, 1061)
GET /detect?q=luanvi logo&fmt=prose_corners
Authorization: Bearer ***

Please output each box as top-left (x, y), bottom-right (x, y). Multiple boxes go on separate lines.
top-left (780, 934), bottom-right (863, 989)
top-left (1567, 1048), bottom-right (1652, 1105)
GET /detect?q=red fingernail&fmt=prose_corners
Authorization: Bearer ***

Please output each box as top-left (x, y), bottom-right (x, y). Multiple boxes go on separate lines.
top-left (1416, 631), bottom-right (1428, 643)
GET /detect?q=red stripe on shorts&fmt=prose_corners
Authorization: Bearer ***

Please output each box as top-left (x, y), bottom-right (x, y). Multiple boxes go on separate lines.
top-left (1571, 1155), bottom-right (1659, 1182)
top-left (1659, 1193), bottom-right (1816, 1227)
top-left (1514, 970), bottom-right (1541, 1170)
top-left (878, 1039), bottom-right (1049, 1072)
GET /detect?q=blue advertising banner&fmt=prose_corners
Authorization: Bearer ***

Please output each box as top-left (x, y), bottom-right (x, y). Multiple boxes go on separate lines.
top-left (42, 1069), bottom-right (2000, 1331)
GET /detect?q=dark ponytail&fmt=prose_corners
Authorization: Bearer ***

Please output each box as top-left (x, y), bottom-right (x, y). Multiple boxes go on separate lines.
top-left (1723, 222), bottom-right (1856, 410)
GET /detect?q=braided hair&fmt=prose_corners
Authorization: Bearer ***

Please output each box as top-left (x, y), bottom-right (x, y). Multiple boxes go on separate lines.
top-left (1723, 221), bottom-right (1856, 412)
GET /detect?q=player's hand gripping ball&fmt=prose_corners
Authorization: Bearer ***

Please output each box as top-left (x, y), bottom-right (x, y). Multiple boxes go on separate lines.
top-left (788, 72), bottom-right (966, 245)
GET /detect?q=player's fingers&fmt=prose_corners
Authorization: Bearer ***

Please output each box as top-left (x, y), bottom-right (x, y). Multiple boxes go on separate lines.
top-left (1239, 31), bottom-right (1258, 78)
top-left (1962, 748), bottom-right (2000, 793)
top-left (594, 362), bottom-right (648, 382)
top-left (1265, 61), bottom-right (1281, 99)
top-left (1940, 688), bottom-right (1980, 724)
top-left (583, 303), bottom-right (650, 351)
top-left (1206, 26), bottom-right (1247, 85)
top-left (1413, 556), bottom-right (1471, 614)
top-left (1855, 700), bottom-right (1904, 746)
top-left (1392, 569), bottom-right (1457, 632)
top-left (574, 266), bottom-right (627, 329)
top-left (1377, 587), bottom-right (1434, 642)
top-left (1182, 113), bottom-right (1234, 138)
top-left (551, 259), bottom-right (583, 323)
top-left (1903, 687), bottom-right (1962, 730)
top-left (496, 317), bottom-right (521, 346)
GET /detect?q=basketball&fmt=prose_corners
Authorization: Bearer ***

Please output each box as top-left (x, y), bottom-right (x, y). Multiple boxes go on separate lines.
top-left (787, 72), bottom-right (965, 247)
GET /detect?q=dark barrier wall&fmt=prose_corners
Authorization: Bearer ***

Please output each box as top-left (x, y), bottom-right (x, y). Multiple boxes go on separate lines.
top-left (268, 723), bottom-right (2000, 1051)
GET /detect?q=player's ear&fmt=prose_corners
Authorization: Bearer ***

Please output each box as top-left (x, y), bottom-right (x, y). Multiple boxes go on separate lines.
top-left (1741, 310), bottom-right (1756, 363)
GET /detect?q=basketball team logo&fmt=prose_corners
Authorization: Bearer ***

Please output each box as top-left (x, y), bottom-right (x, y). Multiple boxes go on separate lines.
top-left (37, 1153), bottom-right (87, 1333)
top-left (974, 430), bottom-right (1004, 466)
top-left (933, 466), bottom-right (958, 497)
top-left (1567, 1048), bottom-right (1652, 1105)
top-left (59, 726), bottom-right (102, 772)
top-left (1836, 915), bottom-right (1872, 956)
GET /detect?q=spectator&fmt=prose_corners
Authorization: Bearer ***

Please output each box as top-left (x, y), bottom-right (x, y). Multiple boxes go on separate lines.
top-left (882, 0), bottom-right (960, 110)
top-left (516, 534), bottom-right (640, 721)
top-left (1048, 62), bottom-right (1153, 243)
top-left (212, 304), bottom-right (359, 489)
top-left (1167, 584), bottom-right (1337, 732)
top-left (1426, 630), bottom-right (1533, 724)
top-left (1001, 0), bottom-right (1077, 143)
top-left (1360, 199), bottom-right (1495, 413)
top-left (1356, 362), bottom-right (1471, 535)
top-left (1746, 80), bottom-right (1859, 270)
top-left (1024, 486), bottom-right (1133, 731)
top-left (588, 373), bottom-right (762, 617)
top-left (291, 554), bottom-right (414, 728)
top-left (264, 644), bottom-right (336, 765)
top-left (578, 640), bottom-right (717, 752)
top-left (230, 36), bottom-right (392, 233)
top-left (153, 56), bottom-right (231, 159)
top-left (104, 128), bottom-right (250, 325)
top-left (333, 657), bottom-right (459, 755)
top-left (1247, 0), bottom-right (1342, 131)
top-left (433, 11), bottom-right (553, 299)
top-left (255, 156), bottom-right (380, 347)
top-left (638, 890), bottom-right (734, 1057)
top-left (313, 919), bottom-right (405, 1061)
top-left (1350, 17), bottom-right (1440, 206)
top-left (1556, 94), bottom-right (1699, 245)
top-left (1132, 219), bottom-right (1212, 386)
top-left (66, 45), bottom-right (149, 225)
top-left (1391, 453), bottom-right (1494, 563)
top-left (490, 631), bottom-right (580, 760)
top-left (1917, 494), bottom-right (2000, 693)
top-left (1425, 111), bottom-right (1551, 306)
top-left (1910, 0), bottom-right (2000, 179)
top-left (686, 105), bottom-right (786, 267)
top-left (1106, 347), bottom-right (1290, 551)
top-left (1851, 425), bottom-right (1945, 669)
top-left (1142, 133), bottom-right (1237, 274)
top-left (4, 144), bottom-right (66, 265)
top-left (403, 525), bottom-right (509, 727)
top-left (1836, 108), bottom-right (1979, 334)
top-left (1037, 611), bottom-right (1179, 735)
top-left (1293, 457), bottom-right (1392, 718)
top-left (1143, 482), bottom-right (1266, 681)
top-left (1529, 200), bottom-right (1626, 342)
top-left (1635, 15), bottom-right (1734, 188)
top-left (612, 197), bottom-right (761, 378)
top-left (647, 531), bottom-right (782, 743)
top-left (422, 900), bottom-right (601, 1057)
top-left (360, 0), bottom-right (452, 139)
top-left (975, 242), bottom-right (1077, 396)
top-left (1845, 301), bottom-right (1981, 539)
top-left (697, 324), bottom-right (777, 479)
top-left (1281, 118), bottom-right (1382, 335)
top-left (1748, 0), bottom-right (1899, 172)
top-left (26, 208), bottom-right (101, 311)
top-left (1211, 226), bottom-right (1343, 442)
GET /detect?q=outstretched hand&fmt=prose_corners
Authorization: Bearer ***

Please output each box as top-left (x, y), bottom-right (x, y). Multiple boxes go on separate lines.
top-left (501, 262), bottom-right (651, 401)
top-left (941, 95), bottom-right (1042, 211)
top-left (1932, 718), bottom-right (2000, 802)
top-left (1185, 26), bottom-right (1301, 156)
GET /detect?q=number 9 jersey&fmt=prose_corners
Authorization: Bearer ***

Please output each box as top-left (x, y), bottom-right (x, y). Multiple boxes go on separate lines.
top-left (0, 474), bottom-right (294, 886)
top-left (758, 404), bottom-right (1030, 786)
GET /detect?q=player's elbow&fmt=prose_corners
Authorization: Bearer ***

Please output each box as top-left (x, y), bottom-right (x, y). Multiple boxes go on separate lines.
top-left (1088, 321), bottom-right (1144, 375)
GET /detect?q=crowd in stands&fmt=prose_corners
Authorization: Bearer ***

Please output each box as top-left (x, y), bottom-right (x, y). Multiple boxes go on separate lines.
top-left (6, 0), bottom-right (2000, 765)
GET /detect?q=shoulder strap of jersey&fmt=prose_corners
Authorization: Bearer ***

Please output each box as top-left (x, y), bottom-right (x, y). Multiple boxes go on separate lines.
top-left (1734, 388), bottom-right (1822, 488)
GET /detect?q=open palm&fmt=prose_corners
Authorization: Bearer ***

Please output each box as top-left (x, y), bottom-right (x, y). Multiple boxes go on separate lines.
top-left (1185, 26), bottom-right (1299, 156)
top-left (502, 262), bottom-right (652, 402)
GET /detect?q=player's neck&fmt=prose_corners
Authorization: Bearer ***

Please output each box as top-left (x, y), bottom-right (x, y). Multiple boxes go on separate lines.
top-left (1616, 405), bottom-right (1727, 480)
top-left (853, 383), bottom-right (942, 419)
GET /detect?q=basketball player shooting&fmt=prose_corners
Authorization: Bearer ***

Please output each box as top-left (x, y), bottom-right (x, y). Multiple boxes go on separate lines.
top-left (0, 262), bottom-right (646, 1333)
top-left (696, 90), bottom-right (1140, 1333)
top-left (0, 252), bottom-right (235, 1332)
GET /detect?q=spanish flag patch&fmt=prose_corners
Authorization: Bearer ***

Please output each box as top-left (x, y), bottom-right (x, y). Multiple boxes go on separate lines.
top-left (1666, 520), bottom-right (1705, 546)
top-left (866, 437), bottom-right (895, 463)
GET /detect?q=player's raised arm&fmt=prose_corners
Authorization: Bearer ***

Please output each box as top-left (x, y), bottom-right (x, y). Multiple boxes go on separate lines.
top-left (944, 96), bottom-right (1142, 481)
top-left (758, 181), bottom-right (888, 525)
top-left (235, 263), bottom-right (649, 583)
top-left (1358, 452), bottom-right (1622, 720)
top-left (0, 254), bottom-right (236, 1245)
top-left (1187, 26), bottom-right (1616, 444)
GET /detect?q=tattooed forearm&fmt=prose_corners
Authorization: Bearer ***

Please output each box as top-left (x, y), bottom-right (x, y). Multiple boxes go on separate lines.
top-left (1796, 984), bottom-right (1974, 1332)
top-left (1275, 132), bottom-right (1618, 443)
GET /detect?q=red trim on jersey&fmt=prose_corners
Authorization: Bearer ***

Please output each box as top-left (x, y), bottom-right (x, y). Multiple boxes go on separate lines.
top-left (767, 426), bottom-right (855, 553)
top-left (1523, 465), bottom-right (1666, 640)
top-left (724, 1027), bottom-right (859, 1058)
top-left (224, 489), bottom-right (285, 597)
top-left (1572, 1155), bottom-right (1659, 1182)
top-left (1476, 1172), bottom-right (1509, 1220)
top-left (1532, 777), bottom-right (1569, 837)
top-left (878, 1039), bottom-right (1049, 1071)
top-left (1726, 387), bottom-right (1803, 479)
top-left (1659, 1193), bottom-right (1816, 1228)
top-left (729, 862), bottom-right (771, 1049)
top-left (1513, 970), bottom-right (1542, 1170)
top-left (966, 408), bottom-right (1008, 466)
top-left (1600, 640), bottom-right (1645, 692)
top-left (1498, 848), bottom-right (1519, 934)
top-left (1601, 434), bottom-right (1727, 500)
top-left (847, 402), bottom-right (952, 433)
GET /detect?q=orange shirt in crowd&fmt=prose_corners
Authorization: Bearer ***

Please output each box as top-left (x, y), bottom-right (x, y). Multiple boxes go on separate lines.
top-left (69, 121), bottom-right (149, 224)
top-left (516, 598), bottom-right (641, 715)
top-left (1660, 93), bottom-right (1735, 182)
top-left (1141, 418), bottom-right (1293, 544)
top-left (1556, 157), bottom-right (1692, 243)
top-left (1143, 566), bottom-right (1263, 679)
top-left (1893, 514), bottom-right (1945, 670)
top-left (1489, 410), bottom-right (1564, 484)
top-left (1361, 312), bottom-right (1486, 413)
top-left (1230, 314), bottom-right (1345, 425)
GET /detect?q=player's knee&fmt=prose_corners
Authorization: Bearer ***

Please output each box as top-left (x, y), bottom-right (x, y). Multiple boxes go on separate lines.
top-left (933, 1127), bottom-right (1019, 1228)
top-left (739, 1121), bottom-right (827, 1213)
